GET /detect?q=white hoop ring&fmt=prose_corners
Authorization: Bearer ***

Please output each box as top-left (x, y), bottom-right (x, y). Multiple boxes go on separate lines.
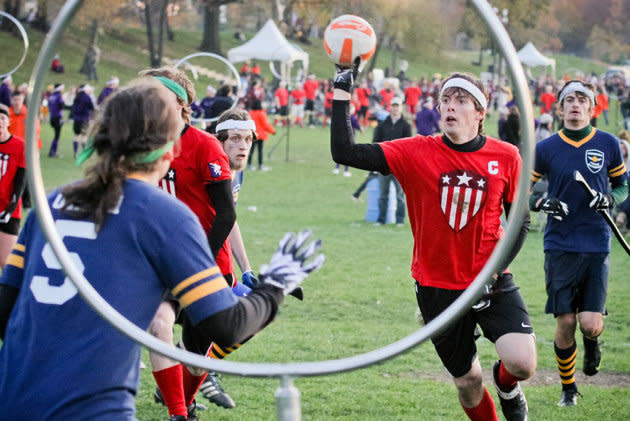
top-left (0, 11), bottom-right (29, 79)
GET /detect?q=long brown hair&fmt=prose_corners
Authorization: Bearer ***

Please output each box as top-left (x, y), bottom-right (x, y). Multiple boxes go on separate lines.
top-left (139, 66), bottom-right (195, 124)
top-left (61, 79), bottom-right (180, 230)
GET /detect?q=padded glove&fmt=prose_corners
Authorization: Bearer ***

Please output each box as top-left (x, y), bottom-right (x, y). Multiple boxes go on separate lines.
top-left (333, 57), bottom-right (361, 93)
top-left (534, 197), bottom-right (569, 221)
top-left (589, 191), bottom-right (613, 211)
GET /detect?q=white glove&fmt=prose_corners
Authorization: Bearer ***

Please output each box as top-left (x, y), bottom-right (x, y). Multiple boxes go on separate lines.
top-left (0, 210), bottom-right (11, 224)
top-left (259, 230), bottom-right (325, 296)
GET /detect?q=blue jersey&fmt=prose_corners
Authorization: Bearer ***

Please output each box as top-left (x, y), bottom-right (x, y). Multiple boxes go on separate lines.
top-left (0, 179), bottom-right (238, 420)
top-left (532, 128), bottom-right (627, 252)
top-left (232, 170), bottom-right (243, 204)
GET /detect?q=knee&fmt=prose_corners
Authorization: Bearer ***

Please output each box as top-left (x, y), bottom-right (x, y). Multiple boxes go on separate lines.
top-left (503, 357), bottom-right (536, 380)
top-left (454, 370), bottom-right (483, 397)
top-left (580, 321), bottom-right (604, 338)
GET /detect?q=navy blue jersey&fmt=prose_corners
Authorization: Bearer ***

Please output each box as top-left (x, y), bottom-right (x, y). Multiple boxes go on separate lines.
top-left (0, 179), bottom-right (238, 419)
top-left (532, 128), bottom-right (627, 252)
top-left (232, 170), bottom-right (243, 204)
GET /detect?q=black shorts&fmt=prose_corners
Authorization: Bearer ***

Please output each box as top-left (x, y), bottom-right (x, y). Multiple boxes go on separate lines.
top-left (0, 217), bottom-right (20, 235)
top-left (325, 108), bottom-right (332, 117)
top-left (415, 273), bottom-right (533, 378)
top-left (358, 105), bottom-right (369, 118)
top-left (73, 120), bottom-right (87, 135)
top-left (278, 105), bottom-right (288, 116)
top-left (305, 99), bottom-right (315, 111)
top-left (544, 250), bottom-right (608, 316)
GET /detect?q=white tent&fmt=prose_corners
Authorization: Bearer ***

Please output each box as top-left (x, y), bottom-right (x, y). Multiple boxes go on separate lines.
top-left (517, 42), bottom-right (556, 78)
top-left (227, 19), bottom-right (309, 74)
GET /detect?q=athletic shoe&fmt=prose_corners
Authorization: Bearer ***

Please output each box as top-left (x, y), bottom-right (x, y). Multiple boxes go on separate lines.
top-left (351, 195), bottom-right (361, 203)
top-left (260, 165), bottom-right (271, 172)
top-left (154, 387), bottom-right (164, 405)
top-left (343, 171), bottom-right (351, 177)
top-left (332, 168), bottom-right (340, 174)
top-left (583, 337), bottom-right (601, 376)
top-left (187, 400), bottom-right (201, 421)
top-left (199, 371), bottom-right (235, 409)
top-left (557, 387), bottom-right (581, 407)
top-left (492, 361), bottom-right (528, 421)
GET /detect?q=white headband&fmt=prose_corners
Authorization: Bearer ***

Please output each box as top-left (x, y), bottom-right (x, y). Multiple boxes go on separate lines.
top-left (440, 78), bottom-right (487, 110)
top-left (559, 82), bottom-right (594, 105)
top-left (215, 119), bottom-right (256, 132)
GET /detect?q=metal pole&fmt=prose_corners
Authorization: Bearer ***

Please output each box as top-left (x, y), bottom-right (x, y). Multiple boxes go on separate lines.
top-left (275, 376), bottom-right (301, 421)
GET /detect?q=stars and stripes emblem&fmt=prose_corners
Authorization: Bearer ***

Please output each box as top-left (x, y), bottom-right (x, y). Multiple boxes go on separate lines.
top-left (159, 168), bottom-right (176, 197)
top-left (0, 153), bottom-right (9, 179)
top-left (439, 169), bottom-right (487, 232)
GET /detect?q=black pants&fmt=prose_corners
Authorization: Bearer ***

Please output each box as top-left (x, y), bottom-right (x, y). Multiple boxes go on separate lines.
top-left (50, 117), bottom-right (63, 141)
top-left (248, 140), bottom-right (264, 167)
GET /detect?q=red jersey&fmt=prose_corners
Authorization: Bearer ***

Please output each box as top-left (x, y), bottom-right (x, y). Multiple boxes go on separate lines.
top-left (303, 79), bottom-right (319, 101)
top-left (0, 135), bottom-right (25, 219)
top-left (380, 135), bottom-right (521, 290)
top-left (290, 89), bottom-right (305, 105)
top-left (159, 125), bottom-right (234, 276)
top-left (356, 86), bottom-right (370, 107)
top-left (539, 92), bottom-right (555, 114)
top-left (404, 85), bottom-right (422, 105)
top-left (380, 89), bottom-right (395, 110)
top-left (275, 87), bottom-right (289, 107)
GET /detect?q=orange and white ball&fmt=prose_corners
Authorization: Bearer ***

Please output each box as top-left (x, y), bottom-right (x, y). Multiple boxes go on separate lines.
top-left (323, 15), bottom-right (377, 67)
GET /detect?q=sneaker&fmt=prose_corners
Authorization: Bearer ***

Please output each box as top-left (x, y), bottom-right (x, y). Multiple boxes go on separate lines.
top-left (343, 171), bottom-right (352, 177)
top-left (199, 371), bottom-right (235, 409)
top-left (248, 165), bottom-right (256, 171)
top-left (583, 337), bottom-right (601, 376)
top-left (332, 168), bottom-right (340, 174)
top-left (187, 400), bottom-right (201, 421)
top-left (260, 165), bottom-right (271, 172)
top-left (557, 387), bottom-right (581, 407)
top-left (351, 195), bottom-right (361, 203)
top-left (493, 361), bottom-right (528, 421)
top-left (154, 387), bottom-right (164, 405)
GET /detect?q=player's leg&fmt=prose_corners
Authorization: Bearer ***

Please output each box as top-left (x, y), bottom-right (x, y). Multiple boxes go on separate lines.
top-left (148, 301), bottom-right (188, 419)
top-left (478, 273), bottom-right (535, 421)
top-left (0, 226), bottom-right (18, 268)
top-left (545, 250), bottom-right (584, 406)
top-left (393, 178), bottom-right (405, 225)
top-left (577, 252), bottom-right (608, 376)
top-left (376, 174), bottom-right (390, 224)
top-left (416, 284), bottom-right (498, 421)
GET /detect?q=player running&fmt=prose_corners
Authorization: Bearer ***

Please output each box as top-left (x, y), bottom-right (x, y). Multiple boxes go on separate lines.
top-left (0, 78), bottom-right (323, 420)
top-left (331, 61), bottom-right (536, 421)
top-left (530, 80), bottom-right (628, 407)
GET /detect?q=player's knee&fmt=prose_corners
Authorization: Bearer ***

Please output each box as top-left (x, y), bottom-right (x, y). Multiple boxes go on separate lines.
top-left (580, 322), bottom-right (603, 339)
top-left (453, 369), bottom-right (483, 395)
top-left (504, 358), bottom-right (536, 380)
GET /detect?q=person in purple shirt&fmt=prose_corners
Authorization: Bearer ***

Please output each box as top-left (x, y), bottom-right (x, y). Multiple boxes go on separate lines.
top-left (97, 76), bottom-right (119, 105)
top-left (48, 84), bottom-right (65, 158)
top-left (0, 76), bottom-right (13, 108)
top-left (414, 96), bottom-right (440, 136)
top-left (70, 85), bottom-right (95, 158)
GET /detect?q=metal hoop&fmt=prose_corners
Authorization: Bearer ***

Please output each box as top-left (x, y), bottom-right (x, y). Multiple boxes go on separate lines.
top-left (174, 52), bottom-right (241, 124)
top-left (25, 0), bottom-right (534, 379)
top-left (0, 11), bottom-right (29, 79)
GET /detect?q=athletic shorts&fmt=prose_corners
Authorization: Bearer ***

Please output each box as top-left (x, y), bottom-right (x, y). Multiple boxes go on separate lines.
top-left (305, 99), bottom-right (315, 111)
top-left (73, 120), bottom-right (88, 135)
top-left (358, 105), bottom-right (369, 118)
top-left (415, 273), bottom-right (534, 378)
top-left (325, 108), bottom-right (332, 117)
top-left (544, 250), bottom-right (609, 316)
top-left (0, 217), bottom-right (20, 235)
top-left (277, 105), bottom-right (288, 116)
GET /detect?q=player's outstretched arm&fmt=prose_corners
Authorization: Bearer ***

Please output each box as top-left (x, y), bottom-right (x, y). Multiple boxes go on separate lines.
top-left (193, 231), bottom-right (324, 348)
top-left (330, 58), bottom-right (389, 173)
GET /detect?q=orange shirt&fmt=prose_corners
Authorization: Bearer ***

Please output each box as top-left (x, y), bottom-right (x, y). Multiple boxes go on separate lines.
top-left (250, 109), bottom-right (275, 141)
top-left (8, 105), bottom-right (42, 149)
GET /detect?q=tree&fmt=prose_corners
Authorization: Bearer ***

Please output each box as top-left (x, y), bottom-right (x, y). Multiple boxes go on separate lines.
top-left (143, 0), bottom-right (169, 67)
top-left (198, 0), bottom-right (240, 53)
top-left (1, 0), bottom-right (23, 33)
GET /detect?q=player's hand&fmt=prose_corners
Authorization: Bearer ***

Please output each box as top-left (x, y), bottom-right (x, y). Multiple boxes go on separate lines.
top-left (241, 270), bottom-right (260, 288)
top-left (259, 230), bottom-right (325, 297)
top-left (535, 197), bottom-right (569, 221)
top-left (333, 57), bottom-right (361, 93)
top-left (589, 191), bottom-right (613, 211)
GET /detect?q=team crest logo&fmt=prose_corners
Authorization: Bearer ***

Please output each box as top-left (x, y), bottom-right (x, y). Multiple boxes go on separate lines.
top-left (209, 161), bottom-right (223, 178)
top-left (585, 149), bottom-right (605, 174)
top-left (439, 169), bottom-right (487, 232)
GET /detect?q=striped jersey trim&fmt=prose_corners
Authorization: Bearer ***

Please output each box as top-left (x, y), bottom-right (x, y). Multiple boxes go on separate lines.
top-left (178, 277), bottom-right (230, 308)
top-left (171, 266), bottom-right (221, 296)
top-left (558, 127), bottom-right (597, 148)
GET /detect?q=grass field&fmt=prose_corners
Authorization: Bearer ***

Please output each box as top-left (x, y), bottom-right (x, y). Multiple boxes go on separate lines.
top-left (29, 111), bottom-right (630, 421)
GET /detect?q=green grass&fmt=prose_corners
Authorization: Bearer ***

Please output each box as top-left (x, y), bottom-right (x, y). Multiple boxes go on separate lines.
top-left (27, 112), bottom-right (630, 420)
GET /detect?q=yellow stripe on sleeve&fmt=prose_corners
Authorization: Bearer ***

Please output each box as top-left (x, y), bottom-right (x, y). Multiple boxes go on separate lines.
top-left (13, 243), bottom-right (25, 252)
top-left (179, 277), bottom-right (230, 308)
top-left (5, 254), bottom-right (24, 269)
top-left (609, 165), bottom-right (627, 178)
top-left (609, 162), bottom-right (625, 173)
top-left (171, 266), bottom-right (221, 296)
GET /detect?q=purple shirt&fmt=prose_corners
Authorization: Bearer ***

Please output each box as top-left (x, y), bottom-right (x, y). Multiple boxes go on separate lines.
top-left (48, 91), bottom-right (65, 120)
top-left (414, 106), bottom-right (440, 136)
top-left (0, 83), bottom-right (11, 108)
top-left (70, 92), bottom-right (94, 122)
top-left (97, 86), bottom-right (115, 105)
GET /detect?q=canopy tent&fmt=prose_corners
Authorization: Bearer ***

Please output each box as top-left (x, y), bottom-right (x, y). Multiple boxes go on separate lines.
top-left (227, 19), bottom-right (309, 82)
top-left (517, 42), bottom-right (556, 78)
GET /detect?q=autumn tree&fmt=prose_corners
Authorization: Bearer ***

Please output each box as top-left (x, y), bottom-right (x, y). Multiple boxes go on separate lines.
top-left (198, 0), bottom-right (240, 54)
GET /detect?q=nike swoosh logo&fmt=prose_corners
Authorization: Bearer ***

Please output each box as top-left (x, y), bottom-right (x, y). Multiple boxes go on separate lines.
top-left (521, 322), bottom-right (532, 329)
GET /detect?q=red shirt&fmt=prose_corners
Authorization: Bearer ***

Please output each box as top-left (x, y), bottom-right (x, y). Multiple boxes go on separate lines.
top-left (0, 135), bottom-right (25, 219)
top-left (356, 86), bottom-right (371, 107)
top-left (380, 135), bottom-right (521, 289)
top-left (379, 89), bottom-right (395, 110)
top-left (290, 89), bottom-right (305, 105)
top-left (274, 87), bottom-right (289, 107)
top-left (404, 85), bottom-right (422, 105)
top-left (539, 92), bottom-right (556, 114)
top-left (159, 125), bottom-right (234, 276)
top-left (303, 79), bottom-right (319, 101)
top-left (8, 105), bottom-right (42, 149)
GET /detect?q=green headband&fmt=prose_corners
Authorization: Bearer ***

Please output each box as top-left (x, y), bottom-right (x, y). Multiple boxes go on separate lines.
top-left (154, 76), bottom-right (189, 103)
top-left (75, 140), bottom-right (175, 166)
